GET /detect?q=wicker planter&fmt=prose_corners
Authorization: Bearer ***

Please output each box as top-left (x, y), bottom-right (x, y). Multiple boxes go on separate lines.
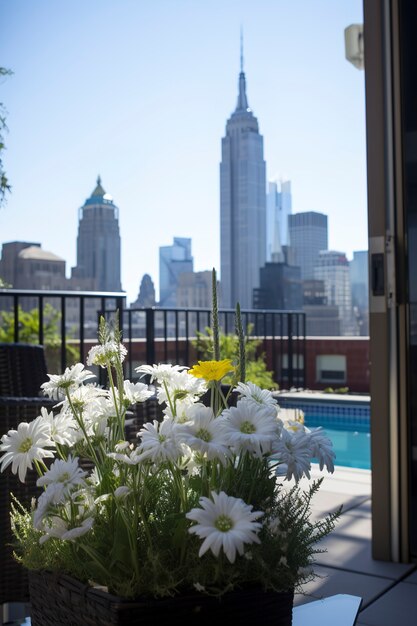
top-left (28, 570), bottom-right (294, 626)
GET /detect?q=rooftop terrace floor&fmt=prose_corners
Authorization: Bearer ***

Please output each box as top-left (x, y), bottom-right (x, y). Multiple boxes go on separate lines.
top-left (295, 465), bottom-right (417, 625)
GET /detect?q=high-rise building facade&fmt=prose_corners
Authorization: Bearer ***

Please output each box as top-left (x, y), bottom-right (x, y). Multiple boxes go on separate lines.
top-left (288, 212), bottom-right (328, 280)
top-left (159, 237), bottom-right (193, 307)
top-left (350, 250), bottom-right (369, 336)
top-left (220, 52), bottom-right (266, 309)
top-left (314, 250), bottom-right (356, 335)
top-left (0, 241), bottom-right (67, 312)
top-left (71, 177), bottom-right (122, 292)
top-left (253, 261), bottom-right (302, 310)
top-left (266, 179), bottom-right (292, 261)
top-left (176, 271), bottom-right (213, 309)
top-left (131, 274), bottom-right (156, 308)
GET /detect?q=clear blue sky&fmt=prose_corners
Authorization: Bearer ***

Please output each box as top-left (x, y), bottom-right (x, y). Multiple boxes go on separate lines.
top-left (0, 0), bottom-right (366, 305)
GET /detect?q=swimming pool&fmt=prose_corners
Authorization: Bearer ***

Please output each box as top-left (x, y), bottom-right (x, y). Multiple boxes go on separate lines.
top-left (309, 423), bottom-right (371, 470)
top-left (277, 394), bottom-right (371, 470)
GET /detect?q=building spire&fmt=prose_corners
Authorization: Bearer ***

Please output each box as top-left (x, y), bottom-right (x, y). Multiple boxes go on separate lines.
top-left (91, 175), bottom-right (106, 197)
top-left (240, 27), bottom-right (244, 73)
top-left (236, 30), bottom-right (249, 112)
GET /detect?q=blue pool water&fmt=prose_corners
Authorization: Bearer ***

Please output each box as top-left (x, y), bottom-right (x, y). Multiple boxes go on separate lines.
top-left (314, 425), bottom-right (371, 470)
top-left (277, 397), bottom-right (371, 470)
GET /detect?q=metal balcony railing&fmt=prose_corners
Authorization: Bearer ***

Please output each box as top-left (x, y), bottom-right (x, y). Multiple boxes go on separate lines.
top-left (0, 289), bottom-right (126, 371)
top-left (0, 290), bottom-right (306, 389)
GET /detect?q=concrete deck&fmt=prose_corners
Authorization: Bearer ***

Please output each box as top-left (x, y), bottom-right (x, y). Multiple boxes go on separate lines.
top-left (294, 465), bottom-right (417, 625)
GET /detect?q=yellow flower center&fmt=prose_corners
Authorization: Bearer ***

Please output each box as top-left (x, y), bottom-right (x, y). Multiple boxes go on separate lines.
top-left (18, 437), bottom-right (33, 453)
top-left (215, 514), bottom-right (233, 532)
top-left (173, 390), bottom-right (189, 401)
top-left (195, 428), bottom-right (211, 442)
top-left (240, 421), bottom-right (256, 434)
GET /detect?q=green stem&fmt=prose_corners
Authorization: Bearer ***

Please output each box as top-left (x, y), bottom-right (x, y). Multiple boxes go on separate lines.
top-left (107, 363), bottom-right (124, 443)
top-left (211, 268), bottom-right (220, 361)
top-left (235, 302), bottom-right (246, 384)
top-left (163, 379), bottom-right (176, 417)
top-left (65, 392), bottom-right (101, 469)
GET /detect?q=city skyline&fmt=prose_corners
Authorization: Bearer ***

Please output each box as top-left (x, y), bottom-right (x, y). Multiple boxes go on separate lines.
top-left (0, 0), bottom-right (367, 304)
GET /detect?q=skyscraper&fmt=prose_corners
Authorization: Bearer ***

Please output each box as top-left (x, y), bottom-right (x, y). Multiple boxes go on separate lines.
top-left (159, 237), bottom-right (193, 306)
top-left (71, 177), bottom-right (122, 291)
top-left (314, 250), bottom-right (356, 335)
top-left (350, 250), bottom-right (369, 336)
top-left (220, 45), bottom-right (266, 309)
top-left (288, 211), bottom-right (328, 280)
top-left (266, 179), bottom-right (292, 261)
top-left (253, 261), bottom-right (302, 310)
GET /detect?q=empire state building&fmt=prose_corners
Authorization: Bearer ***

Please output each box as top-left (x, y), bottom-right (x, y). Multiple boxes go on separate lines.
top-left (220, 49), bottom-right (266, 309)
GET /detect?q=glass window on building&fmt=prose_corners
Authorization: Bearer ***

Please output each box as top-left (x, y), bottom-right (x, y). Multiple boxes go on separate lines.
top-left (316, 354), bottom-right (346, 383)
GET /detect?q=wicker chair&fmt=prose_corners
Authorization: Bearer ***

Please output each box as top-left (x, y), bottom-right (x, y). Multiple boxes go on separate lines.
top-left (0, 343), bottom-right (55, 605)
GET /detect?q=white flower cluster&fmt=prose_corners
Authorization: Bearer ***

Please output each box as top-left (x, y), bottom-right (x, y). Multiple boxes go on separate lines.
top-left (0, 349), bottom-right (335, 566)
top-left (132, 367), bottom-right (335, 482)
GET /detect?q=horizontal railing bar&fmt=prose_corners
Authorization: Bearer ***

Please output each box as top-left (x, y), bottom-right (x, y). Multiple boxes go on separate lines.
top-left (0, 289), bottom-right (126, 299)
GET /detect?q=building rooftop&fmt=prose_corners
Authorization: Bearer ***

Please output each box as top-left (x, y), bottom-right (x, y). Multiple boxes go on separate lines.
top-left (18, 246), bottom-right (65, 262)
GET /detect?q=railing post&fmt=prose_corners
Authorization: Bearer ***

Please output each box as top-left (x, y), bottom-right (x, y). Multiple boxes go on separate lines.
top-left (146, 308), bottom-right (155, 365)
top-left (61, 296), bottom-right (66, 373)
top-left (302, 313), bottom-right (307, 389)
top-left (13, 295), bottom-right (19, 343)
top-left (38, 296), bottom-right (44, 346)
top-left (79, 297), bottom-right (85, 363)
top-left (287, 313), bottom-right (293, 389)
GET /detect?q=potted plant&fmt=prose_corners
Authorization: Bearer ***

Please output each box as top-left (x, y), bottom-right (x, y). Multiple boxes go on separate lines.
top-left (0, 273), bottom-right (339, 625)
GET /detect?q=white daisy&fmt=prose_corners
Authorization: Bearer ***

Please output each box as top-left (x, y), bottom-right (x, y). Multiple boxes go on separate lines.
top-left (41, 363), bottom-right (95, 400)
top-left (61, 516), bottom-right (94, 541)
top-left (273, 429), bottom-right (312, 481)
top-left (33, 482), bottom-right (65, 528)
top-left (114, 485), bottom-right (131, 499)
top-left (135, 418), bottom-right (184, 464)
top-left (309, 428), bottom-right (336, 473)
top-left (121, 380), bottom-right (154, 406)
top-left (186, 491), bottom-right (263, 563)
top-left (135, 363), bottom-right (189, 385)
top-left (157, 370), bottom-right (207, 405)
top-left (0, 416), bottom-right (55, 482)
top-left (65, 384), bottom-right (108, 413)
top-left (234, 382), bottom-right (278, 411)
top-left (86, 341), bottom-right (127, 368)
top-left (39, 516), bottom-right (69, 544)
top-left (107, 442), bottom-right (141, 465)
top-left (162, 397), bottom-right (197, 423)
top-left (40, 407), bottom-right (78, 446)
top-left (37, 456), bottom-right (87, 499)
top-left (283, 420), bottom-right (306, 433)
top-left (177, 405), bottom-right (230, 463)
top-left (220, 401), bottom-right (280, 456)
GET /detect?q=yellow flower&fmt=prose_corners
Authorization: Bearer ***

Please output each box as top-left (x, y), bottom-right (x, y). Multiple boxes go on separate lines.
top-left (188, 359), bottom-right (235, 382)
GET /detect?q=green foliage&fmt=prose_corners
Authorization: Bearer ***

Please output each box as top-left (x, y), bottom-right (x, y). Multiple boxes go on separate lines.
top-left (0, 304), bottom-right (79, 366)
top-left (0, 67), bottom-right (13, 207)
top-left (323, 387), bottom-right (350, 394)
top-left (335, 387), bottom-right (349, 394)
top-left (193, 324), bottom-right (278, 390)
top-left (11, 473), bottom-right (340, 598)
